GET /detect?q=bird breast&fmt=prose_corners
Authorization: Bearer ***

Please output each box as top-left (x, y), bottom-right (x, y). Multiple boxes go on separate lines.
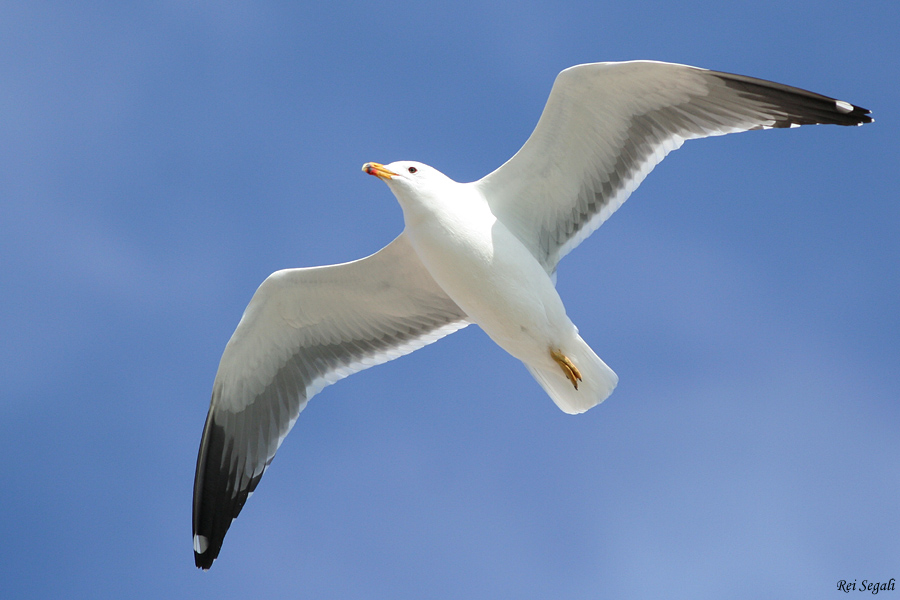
top-left (402, 191), bottom-right (573, 362)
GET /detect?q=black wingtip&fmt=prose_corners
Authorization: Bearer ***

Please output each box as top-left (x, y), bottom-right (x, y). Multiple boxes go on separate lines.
top-left (192, 410), bottom-right (229, 570)
top-left (192, 411), bottom-right (242, 570)
top-left (193, 402), bottom-right (269, 570)
top-left (711, 71), bottom-right (874, 128)
top-left (194, 536), bottom-right (217, 570)
top-left (834, 96), bottom-right (873, 125)
top-left (848, 104), bottom-right (873, 125)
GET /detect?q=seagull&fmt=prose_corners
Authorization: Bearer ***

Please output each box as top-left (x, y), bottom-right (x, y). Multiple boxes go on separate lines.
top-left (192, 60), bottom-right (871, 568)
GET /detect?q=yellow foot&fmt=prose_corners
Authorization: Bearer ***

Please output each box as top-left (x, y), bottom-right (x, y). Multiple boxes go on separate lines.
top-left (550, 348), bottom-right (582, 390)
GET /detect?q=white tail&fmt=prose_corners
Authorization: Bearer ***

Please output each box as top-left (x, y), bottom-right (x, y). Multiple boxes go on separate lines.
top-left (526, 335), bottom-right (618, 414)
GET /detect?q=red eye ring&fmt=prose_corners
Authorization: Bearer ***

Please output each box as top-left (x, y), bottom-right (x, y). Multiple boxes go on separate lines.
top-left (408, 166), bottom-right (417, 174)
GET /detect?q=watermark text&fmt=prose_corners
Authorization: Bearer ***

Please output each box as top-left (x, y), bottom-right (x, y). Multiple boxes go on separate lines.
top-left (837, 579), bottom-right (895, 594)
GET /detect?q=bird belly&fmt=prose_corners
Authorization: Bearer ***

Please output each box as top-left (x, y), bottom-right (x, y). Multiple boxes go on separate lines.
top-left (405, 214), bottom-right (575, 368)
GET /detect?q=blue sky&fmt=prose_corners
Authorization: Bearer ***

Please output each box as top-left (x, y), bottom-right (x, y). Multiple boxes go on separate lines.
top-left (1, 1), bottom-right (897, 598)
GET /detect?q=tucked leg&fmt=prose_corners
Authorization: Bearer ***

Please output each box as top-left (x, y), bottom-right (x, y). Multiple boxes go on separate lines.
top-left (550, 348), bottom-right (582, 390)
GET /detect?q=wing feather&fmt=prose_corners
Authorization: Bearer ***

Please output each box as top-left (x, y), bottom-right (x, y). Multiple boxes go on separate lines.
top-left (476, 61), bottom-right (872, 271)
top-left (192, 233), bottom-right (468, 568)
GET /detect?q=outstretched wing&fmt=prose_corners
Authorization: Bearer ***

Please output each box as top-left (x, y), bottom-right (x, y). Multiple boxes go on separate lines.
top-left (193, 233), bottom-right (468, 568)
top-left (476, 60), bottom-right (872, 271)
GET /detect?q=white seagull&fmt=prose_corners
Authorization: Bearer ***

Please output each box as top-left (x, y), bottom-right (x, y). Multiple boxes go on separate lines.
top-left (193, 60), bottom-right (871, 568)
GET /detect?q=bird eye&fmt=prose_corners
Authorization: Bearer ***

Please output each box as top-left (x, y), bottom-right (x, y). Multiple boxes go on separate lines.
top-left (408, 166), bottom-right (418, 174)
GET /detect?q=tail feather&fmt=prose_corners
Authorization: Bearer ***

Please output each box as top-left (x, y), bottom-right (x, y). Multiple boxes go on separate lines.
top-left (526, 335), bottom-right (617, 414)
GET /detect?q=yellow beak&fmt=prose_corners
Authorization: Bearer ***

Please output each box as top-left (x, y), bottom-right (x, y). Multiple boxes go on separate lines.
top-left (362, 162), bottom-right (397, 181)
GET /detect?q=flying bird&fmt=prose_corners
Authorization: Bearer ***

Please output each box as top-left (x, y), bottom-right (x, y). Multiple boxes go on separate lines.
top-left (192, 60), bottom-right (871, 568)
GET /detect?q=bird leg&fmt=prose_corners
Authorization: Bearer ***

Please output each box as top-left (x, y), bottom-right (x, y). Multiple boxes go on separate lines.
top-left (550, 348), bottom-right (582, 390)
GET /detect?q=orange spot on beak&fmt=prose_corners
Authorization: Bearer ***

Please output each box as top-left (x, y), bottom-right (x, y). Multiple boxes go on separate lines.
top-left (362, 162), bottom-right (397, 181)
